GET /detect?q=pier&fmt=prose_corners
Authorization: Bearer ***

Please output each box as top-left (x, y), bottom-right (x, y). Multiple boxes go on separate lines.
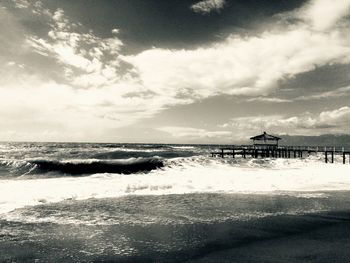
top-left (210, 132), bottom-right (350, 164)
top-left (210, 145), bottom-right (350, 164)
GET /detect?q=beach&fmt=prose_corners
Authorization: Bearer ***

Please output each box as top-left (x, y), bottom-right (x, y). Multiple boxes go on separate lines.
top-left (0, 142), bottom-right (350, 262)
top-left (2, 193), bottom-right (350, 262)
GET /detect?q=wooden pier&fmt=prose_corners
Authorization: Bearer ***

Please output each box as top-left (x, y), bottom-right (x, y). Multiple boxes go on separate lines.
top-left (210, 145), bottom-right (350, 164)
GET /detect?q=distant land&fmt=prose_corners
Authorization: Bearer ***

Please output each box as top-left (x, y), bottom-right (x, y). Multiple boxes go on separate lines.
top-left (278, 134), bottom-right (350, 148)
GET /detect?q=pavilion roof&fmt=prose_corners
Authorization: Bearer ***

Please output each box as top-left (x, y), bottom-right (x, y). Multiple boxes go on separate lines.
top-left (250, 131), bottom-right (281, 141)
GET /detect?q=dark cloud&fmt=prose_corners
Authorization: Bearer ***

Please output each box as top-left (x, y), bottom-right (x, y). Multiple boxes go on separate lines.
top-left (122, 90), bottom-right (157, 99)
top-left (39, 0), bottom-right (305, 53)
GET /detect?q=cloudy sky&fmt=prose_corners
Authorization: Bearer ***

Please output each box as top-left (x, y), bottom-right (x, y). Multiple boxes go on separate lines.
top-left (1, 0), bottom-right (350, 143)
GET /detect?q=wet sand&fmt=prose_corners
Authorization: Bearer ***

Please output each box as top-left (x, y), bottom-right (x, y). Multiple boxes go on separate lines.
top-left (2, 210), bottom-right (350, 262)
top-left (186, 211), bottom-right (350, 263)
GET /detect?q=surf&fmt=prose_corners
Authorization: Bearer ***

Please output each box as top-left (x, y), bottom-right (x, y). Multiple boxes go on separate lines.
top-left (0, 157), bottom-right (164, 177)
top-left (0, 156), bottom-right (350, 214)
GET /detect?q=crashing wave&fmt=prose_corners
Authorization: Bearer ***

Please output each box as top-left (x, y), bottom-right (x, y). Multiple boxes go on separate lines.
top-left (0, 158), bottom-right (164, 176)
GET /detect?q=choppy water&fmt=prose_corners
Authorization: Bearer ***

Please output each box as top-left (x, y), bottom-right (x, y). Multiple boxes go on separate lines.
top-left (0, 142), bottom-right (350, 262)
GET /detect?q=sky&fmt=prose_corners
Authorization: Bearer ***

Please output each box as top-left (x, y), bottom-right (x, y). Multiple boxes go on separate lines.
top-left (1, 0), bottom-right (350, 143)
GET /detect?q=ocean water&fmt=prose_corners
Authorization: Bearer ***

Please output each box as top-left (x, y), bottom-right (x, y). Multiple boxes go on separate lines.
top-left (1, 142), bottom-right (350, 262)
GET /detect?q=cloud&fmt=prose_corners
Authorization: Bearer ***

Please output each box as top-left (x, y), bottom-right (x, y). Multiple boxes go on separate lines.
top-left (295, 85), bottom-right (350, 100)
top-left (23, 0), bottom-right (350, 104)
top-left (296, 0), bottom-right (350, 31)
top-left (2, 0), bottom-right (350, 141)
top-left (246, 97), bottom-right (292, 103)
top-left (220, 106), bottom-right (350, 137)
top-left (246, 85), bottom-right (350, 103)
top-left (27, 8), bottom-right (124, 88)
top-left (319, 106), bottom-right (350, 124)
top-left (157, 126), bottom-right (232, 141)
top-left (23, 7), bottom-right (189, 120)
top-left (10, 0), bottom-right (51, 15)
top-left (191, 0), bottom-right (226, 14)
top-left (12, 0), bottom-right (30, 9)
top-left (125, 0), bottom-right (350, 103)
top-left (0, 74), bottom-right (174, 141)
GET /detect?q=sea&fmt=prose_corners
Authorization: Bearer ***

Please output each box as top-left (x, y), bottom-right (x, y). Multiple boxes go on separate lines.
top-left (1, 142), bottom-right (350, 262)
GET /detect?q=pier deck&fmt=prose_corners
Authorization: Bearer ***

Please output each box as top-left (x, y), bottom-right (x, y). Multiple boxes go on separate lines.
top-left (210, 145), bottom-right (350, 164)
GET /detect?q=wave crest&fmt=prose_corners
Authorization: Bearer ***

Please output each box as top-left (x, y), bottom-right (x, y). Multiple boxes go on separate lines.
top-left (0, 158), bottom-right (164, 176)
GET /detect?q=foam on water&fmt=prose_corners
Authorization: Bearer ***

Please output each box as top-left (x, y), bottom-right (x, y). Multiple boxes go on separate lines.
top-left (0, 156), bottom-right (349, 214)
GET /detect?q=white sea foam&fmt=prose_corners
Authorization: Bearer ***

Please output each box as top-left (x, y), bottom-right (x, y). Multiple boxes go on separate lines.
top-left (170, 146), bottom-right (196, 149)
top-left (101, 147), bottom-right (168, 152)
top-left (0, 156), bottom-right (349, 214)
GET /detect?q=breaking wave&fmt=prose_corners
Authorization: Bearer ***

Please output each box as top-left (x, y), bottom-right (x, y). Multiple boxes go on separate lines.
top-left (0, 158), bottom-right (164, 177)
top-left (1, 156), bottom-right (350, 214)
